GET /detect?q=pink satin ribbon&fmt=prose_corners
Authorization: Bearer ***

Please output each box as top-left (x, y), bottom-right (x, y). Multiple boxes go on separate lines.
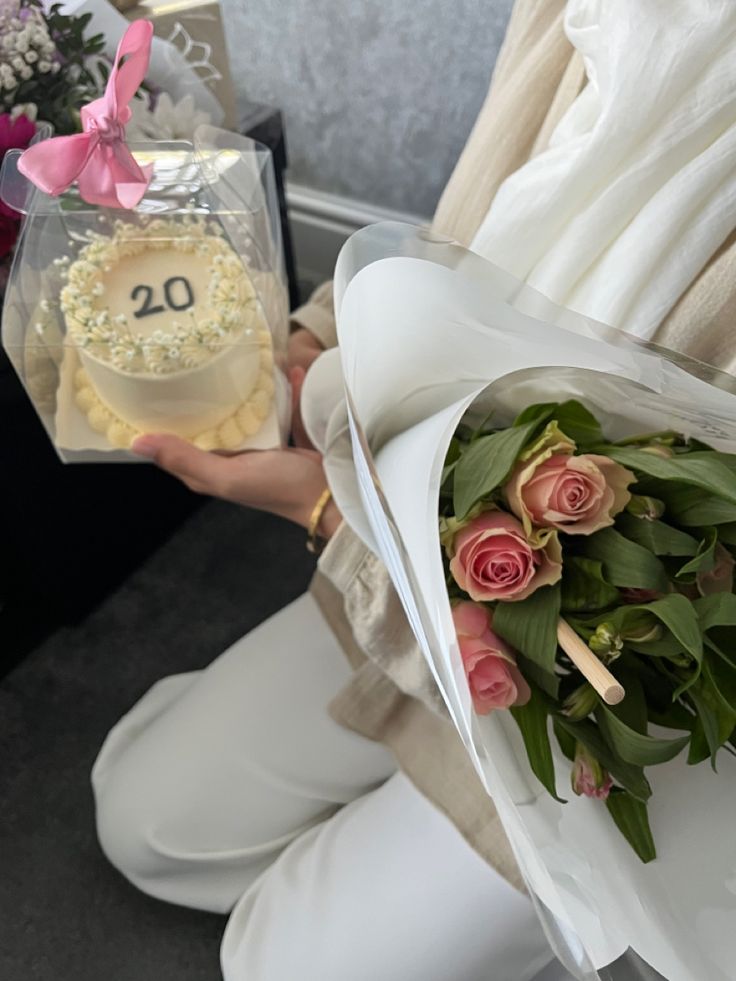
top-left (18, 20), bottom-right (154, 209)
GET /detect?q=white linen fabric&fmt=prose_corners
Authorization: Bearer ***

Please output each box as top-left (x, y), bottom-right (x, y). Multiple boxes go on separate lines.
top-left (92, 593), bottom-right (571, 981)
top-left (471, 0), bottom-right (736, 340)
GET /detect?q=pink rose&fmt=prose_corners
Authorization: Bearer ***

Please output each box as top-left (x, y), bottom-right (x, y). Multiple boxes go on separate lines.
top-left (452, 601), bottom-right (530, 714)
top-left (507, 451), bottom-right (634, 536)
top-left (449, 510), bottom-right (562, 602)
top-left (0, 114), bottom-right (36, 218)
top-left (571, 745), bottom-right (613, 801)
top-left (697, 543), bottom-right (735, 596)
top-left (0, 112), bottom-right (37, 257)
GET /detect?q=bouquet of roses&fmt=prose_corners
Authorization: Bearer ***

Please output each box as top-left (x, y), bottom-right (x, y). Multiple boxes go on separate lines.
top-left (307, 220), bottom-right (736, 977)
top-left (442, 398), bottom-right (736, 862)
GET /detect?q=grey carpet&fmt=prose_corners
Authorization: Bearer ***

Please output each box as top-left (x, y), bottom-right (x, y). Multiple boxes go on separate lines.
top-left (0, 500), bottom-right (315, 981)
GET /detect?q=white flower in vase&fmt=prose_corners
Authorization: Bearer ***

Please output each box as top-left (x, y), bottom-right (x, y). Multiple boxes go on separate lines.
top-left (126, 93), bottom-right (211, 142)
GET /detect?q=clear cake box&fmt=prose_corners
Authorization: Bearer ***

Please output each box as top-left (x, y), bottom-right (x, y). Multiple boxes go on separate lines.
top-left (0, 127), bottom-right (290, 462)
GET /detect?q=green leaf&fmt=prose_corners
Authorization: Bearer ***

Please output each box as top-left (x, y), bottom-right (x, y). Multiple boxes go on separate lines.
top-left (555, 717), bottom-right (652, 802)
top-left (615, 512), bottom-right (698, 557)
top-left (688, 684), bottom-right (722, 767)
top-left (597, 707), bottom-right (689, 766)
top-left (608, 666), bottom-right (648, 734)
top-left (580, 528), bottom-right (669, 592)
top-left (493, 585), bottom-right (561, 676)
top-left (659, 486), bottom-right (736, 526)
top-left (605, 789), bottom-right (657, 863)
top-left (693, 593), bottom-right (736, 669)
top-left (552, 400), bottom-right (604, 449)
top-left (513, 402), bottom-right (558, 427)
top-left (615, 595), bottom-right (702, 667)
top-left (601, 447), bottom-right (736, 504)
top-left (510, 687), bottom-right (564, 802)
top-left (647, 702), bottom-right (695, 731)
top-left (514, 400), bottom-right (603, 449)
top-left (694, 591), bottom-right (736, 631)
top-left (561, 557), bottom-right (620, 613)
top-left (517, 653), bottom-right (559, 700)
top-left (680, 450), bottom-right (736, 472)
top-left (702, 656), bottom-right (736, 725)
top-left (676, 528), bottom-right (717, 580)
top-left (716, 522), bottom-right (736, 546)
top-left (553, 718), bottom-right (577, 761)
top-left (453, 417), bottom-right (546, 518)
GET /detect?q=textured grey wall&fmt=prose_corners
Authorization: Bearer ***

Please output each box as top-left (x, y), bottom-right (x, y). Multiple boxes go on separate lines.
top-left (221, 0), bottom-right (515, 217)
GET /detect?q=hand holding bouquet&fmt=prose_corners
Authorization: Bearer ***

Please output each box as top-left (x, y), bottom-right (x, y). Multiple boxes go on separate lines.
top-left (443, 399), bottom-right (736, 861)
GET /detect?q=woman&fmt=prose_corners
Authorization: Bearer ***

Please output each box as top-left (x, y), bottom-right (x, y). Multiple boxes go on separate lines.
top-left (93, 1), bottom-right (736, 978)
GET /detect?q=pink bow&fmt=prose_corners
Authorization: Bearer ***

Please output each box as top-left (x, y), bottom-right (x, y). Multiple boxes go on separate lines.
top-left (18, 20), bottom-right (154, 210)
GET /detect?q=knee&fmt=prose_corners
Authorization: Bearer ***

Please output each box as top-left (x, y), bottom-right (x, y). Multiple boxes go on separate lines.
top-left (92, 745), bottom-right (165, 893)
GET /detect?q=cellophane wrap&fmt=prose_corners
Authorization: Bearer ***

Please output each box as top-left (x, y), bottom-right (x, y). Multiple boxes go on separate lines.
top-left (0, 127), bottom-right (290, 462)
top-left (304, 221), bottom-right (736, 981)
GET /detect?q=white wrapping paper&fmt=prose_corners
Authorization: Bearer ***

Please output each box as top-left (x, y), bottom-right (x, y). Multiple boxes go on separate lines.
top-left (302, 222), bottom-right (736, 981)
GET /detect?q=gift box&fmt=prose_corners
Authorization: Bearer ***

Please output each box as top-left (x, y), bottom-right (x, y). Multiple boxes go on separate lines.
top-left (0, 128), bottom-right (290, 462)
top-left (124, 0), bottom-right (238, 128)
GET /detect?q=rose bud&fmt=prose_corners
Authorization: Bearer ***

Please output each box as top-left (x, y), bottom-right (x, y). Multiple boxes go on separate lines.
top-left (625, 495), bottom-right (665, 521)
top-left (452, 601), bottom-right (530, 714)
top-left (571, 744), bottom-right (613, 800)
top-left (562, 683), bottom-right (599, 721)
top-left (587, 622), bottom-right (624, 663)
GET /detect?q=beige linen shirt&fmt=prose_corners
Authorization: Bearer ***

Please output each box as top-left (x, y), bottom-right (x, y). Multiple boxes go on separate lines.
top-left (291, 0), bottom-right (736, 889)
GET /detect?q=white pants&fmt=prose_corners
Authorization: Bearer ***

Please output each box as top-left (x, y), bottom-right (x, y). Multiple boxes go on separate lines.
top-left (92, 594), bottom-right (571, 981)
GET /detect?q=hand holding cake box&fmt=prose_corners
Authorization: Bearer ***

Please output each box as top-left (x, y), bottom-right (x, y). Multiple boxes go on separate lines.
top-left (0, 21), bottom-right (289, 462)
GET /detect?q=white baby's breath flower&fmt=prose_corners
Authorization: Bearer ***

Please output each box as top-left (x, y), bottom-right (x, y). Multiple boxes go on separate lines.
top-left (24, 50), bottom-right (38, 64)
top-left (18, 65), bottom-right (32, 81)
top-left (38, 60), bottom-right (51, 73)
top-left (10, 102), bottom-right (37, 122)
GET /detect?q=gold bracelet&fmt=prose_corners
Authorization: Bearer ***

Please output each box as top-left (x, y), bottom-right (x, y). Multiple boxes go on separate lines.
top-left (306, 487), bottom-right (333, 554)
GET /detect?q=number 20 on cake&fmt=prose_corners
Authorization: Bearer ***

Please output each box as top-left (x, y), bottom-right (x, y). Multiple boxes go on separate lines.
top-left (0, 22), bottom-right (289, 461)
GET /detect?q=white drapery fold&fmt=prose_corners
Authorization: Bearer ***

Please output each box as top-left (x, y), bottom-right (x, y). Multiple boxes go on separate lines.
top-left (471, 0), bottom-right (736, 340)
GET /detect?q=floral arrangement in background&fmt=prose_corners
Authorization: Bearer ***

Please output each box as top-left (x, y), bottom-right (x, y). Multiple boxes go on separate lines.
top-left (126, 92), bottom-right (210, 143)
top-left (0, 0), bottom-right (107, 267)
top-left (0, 1), bottom-right (215, 275)
top-left (442, 400), bottom-right (736, 861)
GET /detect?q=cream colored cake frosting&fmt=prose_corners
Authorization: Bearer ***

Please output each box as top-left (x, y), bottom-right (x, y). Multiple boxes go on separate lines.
top-left (58, 216), bottom-right (275, 447)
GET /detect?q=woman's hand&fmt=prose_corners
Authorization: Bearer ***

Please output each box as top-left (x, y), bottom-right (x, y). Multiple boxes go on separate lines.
top-left (287, 326), bottom-right (324, 372)
top-left (132, 363), bottom-right (341, 539)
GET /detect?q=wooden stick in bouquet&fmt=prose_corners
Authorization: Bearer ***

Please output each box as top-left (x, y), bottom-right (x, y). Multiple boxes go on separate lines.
top-left (557, 620), bottom-right (624, 706)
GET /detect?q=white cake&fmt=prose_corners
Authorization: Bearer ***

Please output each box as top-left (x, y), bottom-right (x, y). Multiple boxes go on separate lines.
top-left (59, 217), bottom-right (275, 449)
